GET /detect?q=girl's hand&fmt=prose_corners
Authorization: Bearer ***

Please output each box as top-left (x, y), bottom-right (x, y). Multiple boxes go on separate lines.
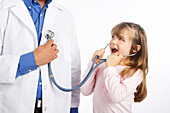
top-left (91, 48), bottom-right (105, 64)
top-left (106, 54), bottom-right (123, 67)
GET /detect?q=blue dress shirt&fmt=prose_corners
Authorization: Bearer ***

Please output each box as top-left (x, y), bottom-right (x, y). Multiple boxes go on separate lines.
top-left (15, 0), bottom-right (78, 112)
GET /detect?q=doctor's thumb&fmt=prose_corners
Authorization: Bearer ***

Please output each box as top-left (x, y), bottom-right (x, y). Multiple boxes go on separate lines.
top-left (45, 39), bottom-right (54, 47)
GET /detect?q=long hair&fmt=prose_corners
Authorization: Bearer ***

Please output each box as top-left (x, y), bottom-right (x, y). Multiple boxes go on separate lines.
top-left (111, 22), bottom-right (148, 102)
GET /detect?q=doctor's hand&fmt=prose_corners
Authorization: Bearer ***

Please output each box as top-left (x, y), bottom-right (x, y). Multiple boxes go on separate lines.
top-left (33, 39), bottom-right (59, 66)
top-left (91, 48), bottom-right (105, 64)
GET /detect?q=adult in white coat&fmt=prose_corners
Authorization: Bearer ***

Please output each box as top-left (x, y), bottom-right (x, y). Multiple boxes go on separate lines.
top-left (0, 0), bottom-right (81, 113)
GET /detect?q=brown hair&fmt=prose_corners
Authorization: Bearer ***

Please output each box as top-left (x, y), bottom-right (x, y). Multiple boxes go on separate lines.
top-left (111, 22), bottom-right (148, 102)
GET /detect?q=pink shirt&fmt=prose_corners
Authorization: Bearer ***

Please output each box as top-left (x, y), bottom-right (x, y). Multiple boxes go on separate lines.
top-left (81, 61), bottom-right (143, 113)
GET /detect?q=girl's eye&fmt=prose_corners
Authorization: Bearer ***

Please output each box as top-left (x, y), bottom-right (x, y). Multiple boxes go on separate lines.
top-left (119, 37), bottom-right (124, 41)
top-left (112, 35), bottom-right (116, 39)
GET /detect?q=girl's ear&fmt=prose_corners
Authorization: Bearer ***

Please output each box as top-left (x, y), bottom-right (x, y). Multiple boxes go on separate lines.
top-left (132, 45), bottom-right (141, 53)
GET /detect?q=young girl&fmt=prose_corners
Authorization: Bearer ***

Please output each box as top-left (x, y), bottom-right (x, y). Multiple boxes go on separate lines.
top-left (81, 22), bottom-right (148, 113)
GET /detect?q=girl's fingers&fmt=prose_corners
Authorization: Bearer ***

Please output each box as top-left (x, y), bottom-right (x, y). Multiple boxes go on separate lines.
top-left (92, 48), bottom-right (105, 62)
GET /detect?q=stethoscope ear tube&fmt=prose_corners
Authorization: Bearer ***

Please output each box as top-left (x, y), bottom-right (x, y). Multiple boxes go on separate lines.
top-left (48, 55), bottom-right (106, 92)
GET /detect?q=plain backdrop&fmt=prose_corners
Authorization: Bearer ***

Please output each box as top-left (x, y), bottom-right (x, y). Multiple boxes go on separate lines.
top-left (1, 0), bottom-right (169, 113)
top-left (56, 0), bottom-right (170, 113)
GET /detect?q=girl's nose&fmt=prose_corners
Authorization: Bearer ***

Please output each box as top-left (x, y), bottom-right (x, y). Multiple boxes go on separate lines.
top-left (110, 37), bottom-right (118, 45)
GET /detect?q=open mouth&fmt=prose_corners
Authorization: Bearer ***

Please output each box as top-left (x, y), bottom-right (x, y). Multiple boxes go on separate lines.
top-left (111, 48), bottom-right (118, 54)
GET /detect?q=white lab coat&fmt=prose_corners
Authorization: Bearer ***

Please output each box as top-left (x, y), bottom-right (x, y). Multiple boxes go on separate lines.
top-left (0, 0), bottom-right (81, 113)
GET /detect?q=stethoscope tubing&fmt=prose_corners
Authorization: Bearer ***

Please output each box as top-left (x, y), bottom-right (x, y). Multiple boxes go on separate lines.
top-left (48, 55), bottom-right (106, 92)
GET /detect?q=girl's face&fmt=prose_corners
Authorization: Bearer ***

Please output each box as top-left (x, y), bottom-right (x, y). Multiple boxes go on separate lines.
top-left (110, 29), bottom-right (132, 56)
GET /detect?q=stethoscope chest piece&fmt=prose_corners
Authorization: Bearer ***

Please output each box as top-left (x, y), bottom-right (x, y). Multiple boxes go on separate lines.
top-left (45, 30), bottom-right (55, 41)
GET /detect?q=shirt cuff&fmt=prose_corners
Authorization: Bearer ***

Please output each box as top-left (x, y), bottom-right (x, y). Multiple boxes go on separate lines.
top-left (16, 52), bottom-right (37, 78)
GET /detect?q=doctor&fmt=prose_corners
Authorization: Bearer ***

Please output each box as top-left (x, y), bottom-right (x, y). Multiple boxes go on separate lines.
top-left (0, 0), bottom-right (81, 113)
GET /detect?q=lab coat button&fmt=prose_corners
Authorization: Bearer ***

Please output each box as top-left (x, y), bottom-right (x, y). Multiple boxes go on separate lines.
top-left (39, 82), bottom-right (42, 85)
top-left (44, 86), bottom-right (46, 89)
top-left (44, 107), bottom-right (47, 111)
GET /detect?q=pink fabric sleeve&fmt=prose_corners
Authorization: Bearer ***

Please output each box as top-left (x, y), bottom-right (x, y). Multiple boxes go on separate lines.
top-left (80, 61), bottom-right (100, 96)
top-left (104, 67), bottom-right (143, 102)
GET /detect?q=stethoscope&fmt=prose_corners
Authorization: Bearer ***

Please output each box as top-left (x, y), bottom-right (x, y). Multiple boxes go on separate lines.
top-left (44, 30), bottom-right (137, 92)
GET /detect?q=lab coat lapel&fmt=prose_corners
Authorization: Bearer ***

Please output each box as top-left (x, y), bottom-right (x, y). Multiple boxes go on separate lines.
top-left (40, 3), bottom-right (63, 46)
top-left (10, 0), bottom-right (37, 42)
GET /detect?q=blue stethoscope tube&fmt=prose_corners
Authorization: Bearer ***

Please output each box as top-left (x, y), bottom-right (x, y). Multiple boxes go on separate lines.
top-left (48, 56), bottom-right (106, 92)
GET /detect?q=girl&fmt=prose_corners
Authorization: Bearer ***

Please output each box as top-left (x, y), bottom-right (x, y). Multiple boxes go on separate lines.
top-left (81, 22), bottom-right (148, 113)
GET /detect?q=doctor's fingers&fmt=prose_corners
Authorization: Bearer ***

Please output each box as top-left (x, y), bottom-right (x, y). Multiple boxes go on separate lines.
top-left (51, 54), bottom-right (58, 60)
top-left (50, 50), bottom-right (58, 60)
top-left (54, 49), bottom-right (59, 54)
top-left (45, 39), bottom-right (54, 47)
top-left (51, 49), bottom-right (59, 59)
top-left (51, 44), bottom-right (57, 49)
